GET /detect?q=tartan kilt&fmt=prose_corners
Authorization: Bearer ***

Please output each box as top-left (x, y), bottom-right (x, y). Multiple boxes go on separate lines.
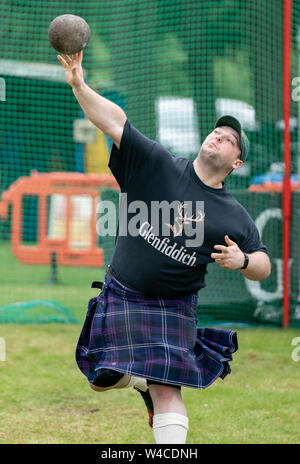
top-left (76, 271), bottom-right (238, 389)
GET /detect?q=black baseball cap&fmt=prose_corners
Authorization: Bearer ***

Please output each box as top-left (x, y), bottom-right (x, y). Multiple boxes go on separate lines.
top-left (215, 115), bottom-right (249, 162)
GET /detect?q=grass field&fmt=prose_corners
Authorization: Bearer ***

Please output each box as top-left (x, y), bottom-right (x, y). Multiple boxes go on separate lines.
top-left (0, 324), bottom-right (299, 444)
top-left (0, 243), bottom-right (299, 443)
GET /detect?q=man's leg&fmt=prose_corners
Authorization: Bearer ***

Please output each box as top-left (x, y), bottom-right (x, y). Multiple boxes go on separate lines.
top-left (148, 384), bottom-right (189, 444)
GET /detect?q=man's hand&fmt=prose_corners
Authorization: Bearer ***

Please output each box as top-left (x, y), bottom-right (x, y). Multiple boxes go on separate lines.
top-left (57, 51), bottom-right (84, 90)
top-left (211, 235), bottom-right (271, 280)
top-left (211, 235), bottom-right (244, 270)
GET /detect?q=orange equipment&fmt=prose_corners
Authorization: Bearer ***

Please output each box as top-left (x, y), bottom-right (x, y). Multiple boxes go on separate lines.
top-left (248, 181), bottom-right (299, 192)
top-left (0, 171), bottom-right (119, 267)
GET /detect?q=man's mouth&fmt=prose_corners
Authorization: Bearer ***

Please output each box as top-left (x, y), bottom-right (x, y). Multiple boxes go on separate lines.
top-left (208, 142), bottom-right (217, 150)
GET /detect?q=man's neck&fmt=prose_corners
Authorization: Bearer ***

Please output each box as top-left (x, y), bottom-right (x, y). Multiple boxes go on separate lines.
top-left (193, 158), bottom-right (224, 189)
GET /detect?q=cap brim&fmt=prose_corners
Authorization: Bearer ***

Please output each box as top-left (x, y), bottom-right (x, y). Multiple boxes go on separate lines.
top-left (215, 115), bottom-right (242, 140)
top-left (215, 115), bottom-right (250, 161)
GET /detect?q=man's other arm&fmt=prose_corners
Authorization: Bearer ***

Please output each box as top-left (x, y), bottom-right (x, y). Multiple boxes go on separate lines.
top-left (211, 235), bottom-right (271, 281)
top-left (240, 251), bottom-right (271, 281)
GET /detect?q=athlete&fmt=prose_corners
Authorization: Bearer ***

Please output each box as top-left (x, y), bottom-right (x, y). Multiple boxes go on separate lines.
top-left (58, 51), bottom-right (271, 444)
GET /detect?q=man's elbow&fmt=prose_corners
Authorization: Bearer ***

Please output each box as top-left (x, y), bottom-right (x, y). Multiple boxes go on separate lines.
top-left (243, 254), bottom-right (271, 281)
top-left (261, 262), bottom-right (271, 280)
top-left (256, 256), bottom-right (271, 281)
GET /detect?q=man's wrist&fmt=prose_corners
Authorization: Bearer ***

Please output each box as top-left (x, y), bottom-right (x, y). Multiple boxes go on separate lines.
top-left (72, 81), bottom-right (87, 93)
top-left (240, 252), bottom-right (249, 270)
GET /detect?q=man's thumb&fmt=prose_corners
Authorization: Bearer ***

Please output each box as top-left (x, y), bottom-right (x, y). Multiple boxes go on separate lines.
top-left (225, 235), bottom-right (236, 245)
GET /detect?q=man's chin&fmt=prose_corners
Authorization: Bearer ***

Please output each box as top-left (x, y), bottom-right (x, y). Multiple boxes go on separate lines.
top-left (199, 150), bottom-right (223, 170)
top-left (201, 147), bottom-right (218, 157)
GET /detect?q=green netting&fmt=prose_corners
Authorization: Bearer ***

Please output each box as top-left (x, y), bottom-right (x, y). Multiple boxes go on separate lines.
top-left (100, 188), bottom-right (120, 267)
top-left (0, 300), bottom-right (78, 324)
top-left (0, 1), bottom-right (299, 326)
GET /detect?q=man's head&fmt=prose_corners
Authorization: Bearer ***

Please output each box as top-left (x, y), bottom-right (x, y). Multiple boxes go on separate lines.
top-left (198, 115), bottom-right (249, 177)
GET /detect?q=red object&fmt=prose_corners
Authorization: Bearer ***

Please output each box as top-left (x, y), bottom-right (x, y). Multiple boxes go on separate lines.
top-left (282, 0), bottom-right (292, 328)
top-left (248, 181), bottom-right (299, 192)
top-left (0, 171), bottom-right (119, 267)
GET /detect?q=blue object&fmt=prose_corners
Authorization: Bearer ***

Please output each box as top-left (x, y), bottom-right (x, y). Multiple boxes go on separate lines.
top-left (250, 173), bottom-right (299, 185)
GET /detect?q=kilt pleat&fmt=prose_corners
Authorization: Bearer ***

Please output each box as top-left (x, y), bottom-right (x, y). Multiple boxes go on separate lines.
top-left (75, 272), bottom-right (238, 389)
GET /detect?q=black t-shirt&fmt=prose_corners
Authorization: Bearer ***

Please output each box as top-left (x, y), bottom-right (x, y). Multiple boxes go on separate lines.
top-left (108, 119), bottom-right (269, 298)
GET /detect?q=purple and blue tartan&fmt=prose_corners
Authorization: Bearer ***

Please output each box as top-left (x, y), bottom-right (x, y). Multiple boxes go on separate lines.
top-left (76, 272), bottom-right (238, 389)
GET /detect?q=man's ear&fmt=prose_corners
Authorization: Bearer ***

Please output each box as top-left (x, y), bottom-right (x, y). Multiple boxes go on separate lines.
top-left (233, 159), bottom-right (243, 170)
top-left (226, 159), bottom-right (243, 177)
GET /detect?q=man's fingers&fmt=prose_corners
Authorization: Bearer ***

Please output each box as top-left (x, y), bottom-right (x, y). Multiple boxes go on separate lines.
top-left (71, 51), bottom-right (82, 63)
top-left (62, 54), bottom-right (72, 64)
top-left (214, 245), bottom-right (227, 251)
top-left (211, 252), bottom-right (225, 260)
top-left (225, 235), bottom-right (236, 245)
top-left (57, 55), bottom-right (67, 68)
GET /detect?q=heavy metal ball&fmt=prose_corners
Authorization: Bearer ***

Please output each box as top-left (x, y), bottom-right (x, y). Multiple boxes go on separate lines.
top-left (48, 14), bottom-right (91, 54)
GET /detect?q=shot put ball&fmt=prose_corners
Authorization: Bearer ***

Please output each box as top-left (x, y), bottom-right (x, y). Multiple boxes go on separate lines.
top-left (48, 14), bottom-right (91, 54)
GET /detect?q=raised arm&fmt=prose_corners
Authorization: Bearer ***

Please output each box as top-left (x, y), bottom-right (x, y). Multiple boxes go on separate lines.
top-left (57, 51), bottom-right (127, 148)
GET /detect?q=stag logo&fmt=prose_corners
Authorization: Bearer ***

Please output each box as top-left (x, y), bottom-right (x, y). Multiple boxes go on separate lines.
top-left (165, 202), bottom-right (205, 238)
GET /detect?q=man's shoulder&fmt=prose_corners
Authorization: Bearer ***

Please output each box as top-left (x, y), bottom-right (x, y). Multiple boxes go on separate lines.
top-left (151, 143), bottom-right (191, 168)
top-left (225, 192), bottom-right (256, 224)
top-left (220, 188), bottom-right (251, 213)
top-left (172, 155), bottom-right (191, 167)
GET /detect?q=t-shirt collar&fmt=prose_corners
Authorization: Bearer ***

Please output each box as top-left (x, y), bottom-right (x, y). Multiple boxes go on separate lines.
top-left (189, 160), bottom-right (227, 194)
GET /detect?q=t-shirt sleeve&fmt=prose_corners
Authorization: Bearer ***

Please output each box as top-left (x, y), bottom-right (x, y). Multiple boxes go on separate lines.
top-left (108, 119), bottom-right (156, 191)
top-left (239, 216), bottom-right (270, 256)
